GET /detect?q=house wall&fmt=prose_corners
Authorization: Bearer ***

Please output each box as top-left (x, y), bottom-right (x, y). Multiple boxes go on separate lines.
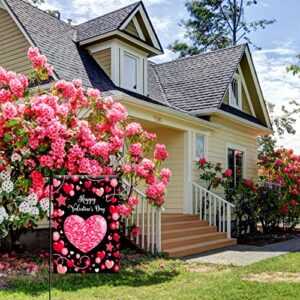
top-left (93, 48), bottom-right (112, 78)
top-left (124, 20), bottom-right (139, 38)
top-left (0, 8), bottom-right (32, 75)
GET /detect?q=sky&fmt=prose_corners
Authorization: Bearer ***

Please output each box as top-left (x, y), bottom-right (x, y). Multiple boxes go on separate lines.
top-left (40, 0), bottom-right (300, 150)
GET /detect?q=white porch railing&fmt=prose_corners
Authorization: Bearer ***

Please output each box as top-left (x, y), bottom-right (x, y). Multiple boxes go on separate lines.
top-left (190, 182), bottom-right (234, 238)
top-left (122, 181), bottom-right (161, 254)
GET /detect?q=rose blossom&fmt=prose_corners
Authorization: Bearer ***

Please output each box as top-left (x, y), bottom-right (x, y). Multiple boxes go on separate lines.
top-left (224, 169), bottom-right (232, 177)
top-left (125, 122), bottom-right (142, 136)
top-left (154, 144), bottom-right (168, 160)
top-left (129, 143), bottom-right (142, 157)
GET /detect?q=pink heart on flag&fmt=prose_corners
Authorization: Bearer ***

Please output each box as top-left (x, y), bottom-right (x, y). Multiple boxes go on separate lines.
top-left (64, 215), bottom-right (107, 253)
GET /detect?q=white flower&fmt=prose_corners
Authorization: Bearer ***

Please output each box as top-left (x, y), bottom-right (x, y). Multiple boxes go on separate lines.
top-left (25, 193), bottom-right (38, 205)
top-left (1, 180), bottom-right (13, 193)
top-left (11, 153), bottom-right (22, 162)
top-left (40, 198), bottom-right (53, 217)
top-left (20, 148), bottom-right (31, 156)
top-left (0, 170), bottom-right (11, 181)
top-left (0, 206), bottom-right (8, 224)
top-left (19, 194), bottom-right (40, 216)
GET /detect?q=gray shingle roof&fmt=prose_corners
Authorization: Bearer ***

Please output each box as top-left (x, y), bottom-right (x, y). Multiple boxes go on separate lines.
top-left (4, 0), bottom-right (117, 92)
top-left (75, 2), bottom-right (140, 42)
top-left (148, 44), bottom-right (246, 113)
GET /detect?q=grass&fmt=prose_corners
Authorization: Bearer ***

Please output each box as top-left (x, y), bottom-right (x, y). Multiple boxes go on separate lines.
top-left (0, 251), bottom-right (299, 300)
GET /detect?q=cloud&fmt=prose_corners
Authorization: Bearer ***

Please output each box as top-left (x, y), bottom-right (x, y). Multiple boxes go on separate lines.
top-left (252, 39), bottom-right (300, 151)
top-left (41, 0), bottom-right (169, 23)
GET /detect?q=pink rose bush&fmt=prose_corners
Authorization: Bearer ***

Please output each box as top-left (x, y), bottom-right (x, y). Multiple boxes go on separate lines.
top-left (0, 47), bottom-right (171, 239)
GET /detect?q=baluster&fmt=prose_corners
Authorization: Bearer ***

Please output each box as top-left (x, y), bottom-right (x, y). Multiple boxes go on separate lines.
top-left (136, 193), bottom-right (140, 245)
top-left (151, 206), bottom-right (155, 254)
top-left (223, 202), bottom-right (225, 232)
top-left (147, 202), bottom-right (150, 251)
top-left (156, 208), bottom-right (161, 252)
top-left (199, 188), bottom-right (203, 220)
top-left (218, 199), bottom-right (221, 232)
top-left (213, 196), bottom-right (216, 226)
top-left (227, 204), bottom-right (231, 238)
top-left (209, 194), bottom-right (212, 226)
top-left (195, 186), bottom-right (198, 216)
top-left (204, 192), bottom-right (207, 220)
top-left (141, 197), bottom-right (145, 249)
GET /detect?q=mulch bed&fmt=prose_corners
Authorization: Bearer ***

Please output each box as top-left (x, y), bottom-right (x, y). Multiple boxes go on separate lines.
top-left (237, 231), bottom-right (300, 246)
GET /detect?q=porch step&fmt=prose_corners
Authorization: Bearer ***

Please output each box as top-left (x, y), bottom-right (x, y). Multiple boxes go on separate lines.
top-left (164, 238), bottom-right (237, 258)
top-left (162, 220), bottom-right (208, 231)
top-left (162, 226), bottom-right (217, 240)
top-left (162, 232), bottom-right (227, 249)
top-left (162, 214), bottom-right (199, 222)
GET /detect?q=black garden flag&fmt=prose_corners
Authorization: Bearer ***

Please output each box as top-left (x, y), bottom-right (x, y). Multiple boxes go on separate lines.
top-left (51, 175), bottom-right (120, 273)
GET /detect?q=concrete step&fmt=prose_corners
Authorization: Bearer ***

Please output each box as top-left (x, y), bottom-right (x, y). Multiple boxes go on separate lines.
top-left (162, 232), bottom-right (227, 249)
top-left (165, 238), bottom-right (237, 257)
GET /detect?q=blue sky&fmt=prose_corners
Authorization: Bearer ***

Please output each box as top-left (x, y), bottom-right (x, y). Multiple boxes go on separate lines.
top-left (41, 0), bottom-right (300, 150)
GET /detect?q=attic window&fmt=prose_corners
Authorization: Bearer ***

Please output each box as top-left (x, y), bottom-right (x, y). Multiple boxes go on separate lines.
top-left (123, 52), bottom-right (138, 91)
top-left (229, 74), bottom-right (241, 109)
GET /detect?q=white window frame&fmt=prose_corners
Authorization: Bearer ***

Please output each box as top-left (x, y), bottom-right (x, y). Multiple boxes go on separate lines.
top-left (226, 143), bottom-right (247, 185)
top-left (229, 73), bottom-right (242, 110)
top-left (194, 132), bottom-right (208, 161)
top-left (123, 52), bottom-right (138, 92)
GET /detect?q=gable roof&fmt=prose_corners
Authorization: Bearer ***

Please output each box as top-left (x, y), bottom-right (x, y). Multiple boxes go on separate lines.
top-left (75, 2), bottom-right (140, 42)
top-left (148, 44), bottom-right (246, 113)
top-left (3, 0), bottom-right (118, 93)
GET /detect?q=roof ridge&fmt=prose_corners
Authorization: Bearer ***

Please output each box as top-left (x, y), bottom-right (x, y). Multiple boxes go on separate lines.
top-left (155, 44), bottom-right (247, 66)
top-left (6, 0), bottom-right (74, 29)
top-left (74, 1), bottom-right (141, 27)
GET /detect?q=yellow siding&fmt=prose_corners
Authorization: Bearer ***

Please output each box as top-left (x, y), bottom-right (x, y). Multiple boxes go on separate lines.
top-left (124, 20), bottom-right (139, 38)
top-left (93, 48), bottom-right (111, 78)
top-left (156, 128), bottom-right (184, 213)
top-left (0, 8), bottom-right (32, 74)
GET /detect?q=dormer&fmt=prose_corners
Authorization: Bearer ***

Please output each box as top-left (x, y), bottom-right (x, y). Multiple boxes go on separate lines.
top-left (75, 1), bottom-right (163, 95)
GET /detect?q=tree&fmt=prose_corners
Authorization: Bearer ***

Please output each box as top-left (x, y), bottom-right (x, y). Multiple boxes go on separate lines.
top-left (258, 101), bottom-right (300, 158)
top-left (25, 0), bottom-right (59, 18)
top-left (169, 0), bottom-right (276, 57)
top-left (0, 47), bottom-right (171, 248)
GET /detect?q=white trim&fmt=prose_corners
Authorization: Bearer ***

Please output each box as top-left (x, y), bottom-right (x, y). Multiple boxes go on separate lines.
top-left (229, 73), bottom-right (242, 110)
top-left (216, 107), bottom-right (273, 135)
top-left (237, 65), bottom-right (256, 117)
top-left (183, 131), bottom-right (192, 214)
top-left (132, 15), bottom-right (146, 41)
top-left (244, 47), bottom-right (272, 129)
top-left (119, 4), bottom-right (160, 50)
top-left (226, 142), bottom-right (247, 181)
top-left (121, 51), bottom-right (140, 93)
top-left (193, 131), bottom-right (209, 161)
top-left (79, 30), bottom-right (162, 56)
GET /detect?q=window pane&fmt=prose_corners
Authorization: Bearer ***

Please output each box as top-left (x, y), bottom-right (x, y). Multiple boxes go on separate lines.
top-left (195, 134), bottom-right (204, 158)
top-left (230, 78), bottom-right (239, 107)
top-left (227, 148), bottom-right (244, 187)
top-left (228, 149), bottom-right (235, 187)
top-left (124, 53), bottom-right (137, 90)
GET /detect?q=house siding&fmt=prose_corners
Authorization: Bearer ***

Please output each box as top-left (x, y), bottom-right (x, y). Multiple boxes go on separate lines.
top-left (124, 20), bottom-right (139, 38)
top-left (93, 48), bottom-right (112, 78)
top-left (0, 8), bottom-right (32, 75)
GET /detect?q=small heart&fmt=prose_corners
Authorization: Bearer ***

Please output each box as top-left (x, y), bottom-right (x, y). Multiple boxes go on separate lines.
top-left (113, 264), bottom-right (120, 272)
top-left (70, 190), bottom-right (75, 197)
top-left (84, 181), bottom-right (92, 188)
top-left (67, 260), bottom-right (74, 268)
top-left (53, 240), bottom-right (64, 253)
top-left (108, 235), bottom-right (112, 241)
top-left (113, 233), bottom-right (120, 242)
top-left (63, 183), bottom-right (73, 195)
top-left (113, 251), bottom-right (120, 258)
top-left (95, 268), bottom-right (99, 273)
top-left (111, 197), bottom-right (117, 203)
top-left (92, 264), bottom-right (95, 267)
top-left (105, 260), bottom-right (114, 269)
top-left (95, 188), bottom-right (104, 197)
top-left (58, 209), bottom-right (64, 217)
top-left (96, 251), bottom-right (105, 260)
top-left (112, 213), bottom-right (119, 221)
top-left (72, 176), bottom-right (79, 182)
top-left (57, 264), bottom-right (67, 274)
top-left (53, 179), bottom-right (61, 187)
top-left (76, 186), bottom-right (81, 191)
top-left (75, 267), bottom-right (79, 272)
top-left (70, 251), bottom-right (74, 255)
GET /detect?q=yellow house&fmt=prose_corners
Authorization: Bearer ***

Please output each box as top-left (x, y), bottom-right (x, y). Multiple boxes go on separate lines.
top-left (0, 0), bottom-right (272, 256)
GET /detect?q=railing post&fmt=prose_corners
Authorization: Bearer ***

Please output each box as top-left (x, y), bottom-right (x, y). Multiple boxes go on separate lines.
top-left (156, 207), bottom-right (161, 252)
top-left (227, 204), bottom-right (231, 238)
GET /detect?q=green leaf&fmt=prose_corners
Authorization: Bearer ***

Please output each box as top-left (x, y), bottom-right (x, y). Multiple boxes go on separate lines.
top-left (37, 144), bottom-right (48, 153)
top-left (4, 118), bottom-right (19, 128)
top-left (3, 133), bottom-right (12, 142)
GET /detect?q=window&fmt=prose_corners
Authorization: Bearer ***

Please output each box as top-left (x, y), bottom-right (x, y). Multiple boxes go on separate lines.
top-left (123, 52), bottom-right (138, 91)
top-left (229, 75), bottom-right (241, 109)
top-left (195, 133), bottom-right (205, 160)
top-left (228, 148), bottom-right (244, 187)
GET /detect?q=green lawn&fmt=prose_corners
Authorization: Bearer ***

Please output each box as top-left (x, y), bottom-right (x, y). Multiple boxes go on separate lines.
top-left (1, 251), bottom-right (299, 300)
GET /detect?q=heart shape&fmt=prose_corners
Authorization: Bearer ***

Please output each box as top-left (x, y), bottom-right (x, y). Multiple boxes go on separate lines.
top-left (64, 215), bottom-right (107, 253)
top-left (53, 240), bottom-right (64, 253)
top-left (84, 181), bottom-right (92, 188)
top-left (105, 260), bottom-right (114, 269)
top-left (57, 264), bottom-right (67, 274)
top-left (95, 268), bottom-right (99, 273)
top-left (95, 188), bottom-right (104, 197)
top-left (53, 179), bottom-right (61, 187)
top-left (63, 183), bottom-right (74, 195)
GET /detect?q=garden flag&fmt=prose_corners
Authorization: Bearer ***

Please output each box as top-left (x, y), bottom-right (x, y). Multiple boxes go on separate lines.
top-left (51, 175), bottom-right (120, 273)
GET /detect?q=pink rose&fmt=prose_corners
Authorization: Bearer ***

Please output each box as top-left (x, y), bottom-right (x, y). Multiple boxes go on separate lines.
top-left (154, 144), bottom-right (168, 160)
top-left (125, 122), bottom-right (142, 136)
top-left (224, 169), bottom-right (232, 177)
